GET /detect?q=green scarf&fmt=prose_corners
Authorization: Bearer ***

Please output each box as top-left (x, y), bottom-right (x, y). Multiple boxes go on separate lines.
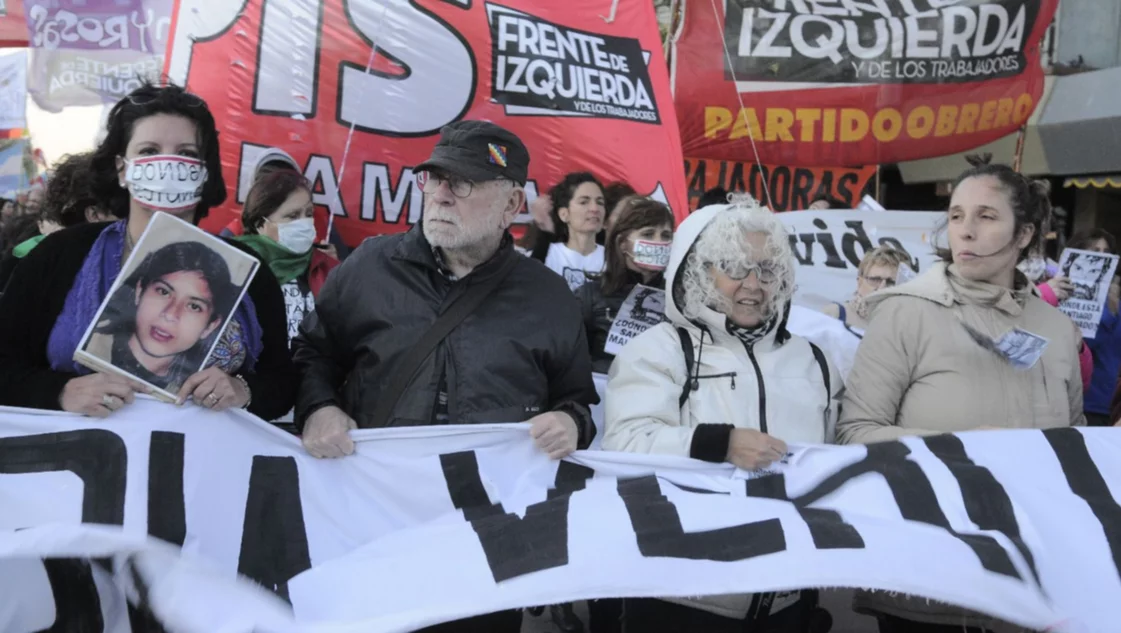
top-left (234, 234), bottom-right (312, 285)
top-left (12, 234), bottom-right (47, 259)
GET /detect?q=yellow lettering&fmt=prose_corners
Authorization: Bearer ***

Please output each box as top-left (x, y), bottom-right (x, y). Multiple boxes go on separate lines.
top-left (840, 109), bottom-right (869, 142)
top-left (705, 107), bottom-right (732, 138)
top-left (729, 108), bottom-right (763, 140)
top-left (977, 100), bottom-right (998, 131)
top-left (872, 108), bottom-right (903, 142)
top-left (906, 106), bottom-right (935, 139)
top-left (823, 109), bottom-right (837, 143)
top-left (956, 103), bottom-right (980, 134)
top-left (1013, 94), bottom-right (1034, 124)
top-left (935, 105), bottom-right (958, 137)
top-left (994, 98), bottom-right (1014, 128)
top-left (765, 108), bottom-right (795, 142)
top-left (795, 109), bottom-right (821, 142)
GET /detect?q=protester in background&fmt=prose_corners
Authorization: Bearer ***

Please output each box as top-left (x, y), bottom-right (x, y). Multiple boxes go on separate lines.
top-left (1020, 251), bottom-right (1095, 395)
top-left (602, 181), bottom-right (636, 239)
top-left (697, 186), bottom-right (729, 209)
top-left (542, 172), bottom-right (607, 291)
top-left (604, 198), bottom-right (839, 633)
top-left (2, 152), bottom-right (116, 266)
top-left (821, 246), bottom-right (914, 335)
top-left (1051, 229), bottom-right (1120, 426)
top-left (838, 162), bottom-right (1083, 633)
top-left (577, 197), bottom-right (673, 374)
top-left (0, 82), bottom-right (296, 421)
top-left (0, 197), bottom-right (14, 222)
top-left (236, 170), bottom-right (339, 347)
top-left (220, 147), bottom-right (350, 261)
top-left (807, 193), bottom-right (848, 210)
top-left (294, 122), bottom-right (598, 633)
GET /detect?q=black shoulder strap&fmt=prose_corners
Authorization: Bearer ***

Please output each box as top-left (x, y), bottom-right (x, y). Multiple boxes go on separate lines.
top-left (808, 342), bottom-right (830, 401)
top-left (676, 326), bottom-right (694, 409)
top-left (369, 257), bottom-right (517, 428)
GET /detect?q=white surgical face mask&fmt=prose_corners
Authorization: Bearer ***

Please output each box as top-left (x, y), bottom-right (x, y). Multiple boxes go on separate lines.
top-left (275, 217), bottom-right (316, 254)
top-left (632, 239), bottom-right (671, 271)
top-left (124, 155), bottom-right (208, 213)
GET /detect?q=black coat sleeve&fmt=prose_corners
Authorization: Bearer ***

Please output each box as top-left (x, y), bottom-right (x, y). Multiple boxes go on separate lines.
top-left (0, 234), bottom-right (78, 410)
top-left (530, 229), bottom-right (554, 263)
top-left (548, 310), bottom-right (601, 448)
top-left (226, 240), bottom-right (298, 422)
top-left (291, 245), bottom-right (358, 431)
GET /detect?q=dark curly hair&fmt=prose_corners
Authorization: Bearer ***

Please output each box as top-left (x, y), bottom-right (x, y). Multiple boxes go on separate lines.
top-left (90, 81), bottom-right (226, 224)
top-left (548, 171), bottom-right (604, 243)
top-left (42, 151), bottom-right (112, 227)
top-left (936, 157), bottom-right (1051, 264)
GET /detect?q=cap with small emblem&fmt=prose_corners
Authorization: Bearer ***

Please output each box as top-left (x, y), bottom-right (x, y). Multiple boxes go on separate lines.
top-left (416, 120), bottom-right (530, 186)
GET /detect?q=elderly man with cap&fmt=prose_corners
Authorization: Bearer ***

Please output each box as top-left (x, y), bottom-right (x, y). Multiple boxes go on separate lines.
top-left (292, 119), bottom-right (599, 473)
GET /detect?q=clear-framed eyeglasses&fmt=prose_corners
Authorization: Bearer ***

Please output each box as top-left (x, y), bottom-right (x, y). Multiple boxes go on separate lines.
top-left (710, 260), bottom-right (780, 284)
top-left (417, 170), bottom-right (476, 199)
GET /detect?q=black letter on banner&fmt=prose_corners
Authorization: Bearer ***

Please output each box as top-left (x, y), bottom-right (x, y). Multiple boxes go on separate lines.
top-left (0, 430), bottom-right (127, 632)
top-left (618, 475), bottom-right (785, 561)
top-left (440, 452), bottom-right (593, 582)
top-left (1043, 428), bottom-right (1121, 582)
top-left (147, 432), bottom-right (186, 546)
top-left (745, 474), bottom-right (864, 550)
top-left (923, 434), bottom-right (1039, 585)
top-left (237, 456), bottom-right (312, 603)
top-left (794, 442), bottom-right (1021, 579)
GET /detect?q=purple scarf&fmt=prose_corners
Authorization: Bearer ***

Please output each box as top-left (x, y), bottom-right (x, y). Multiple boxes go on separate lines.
top-left (46, 221), bottom-right (264, 374)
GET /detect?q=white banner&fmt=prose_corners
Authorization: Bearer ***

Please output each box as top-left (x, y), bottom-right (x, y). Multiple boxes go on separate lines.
top-left (778, 210), bottom-right (943, 309)
top-left (2, 400), bottom-right (1119, 632)
top-left (0, 50), bottom-right (26, 131)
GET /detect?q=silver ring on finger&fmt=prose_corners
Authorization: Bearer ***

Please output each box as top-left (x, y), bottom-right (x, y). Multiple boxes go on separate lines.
top-left (205, 392), bottom-right (219, 407)
top-left (101, 394), bottom-right (118, 409)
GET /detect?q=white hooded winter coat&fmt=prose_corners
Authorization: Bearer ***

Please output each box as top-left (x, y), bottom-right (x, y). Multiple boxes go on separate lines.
top-left (603, 203), bottom-right (842, 620)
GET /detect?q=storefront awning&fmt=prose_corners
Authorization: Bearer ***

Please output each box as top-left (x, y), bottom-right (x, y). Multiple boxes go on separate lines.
top-left (1035, 66), bottom-right (1121, 176)
top-left (1064, 175), bottom-right (1121, 189)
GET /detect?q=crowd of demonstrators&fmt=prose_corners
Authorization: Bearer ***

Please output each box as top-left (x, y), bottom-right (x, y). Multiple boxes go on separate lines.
top-left (0, 82), bottom-right (296, 421)
top-left (604, 198), bottom-right (840, 632)
top-left (821, 246), bottom-right (914, 336)
top-left (576, 197), bottom-right (674, 373)
top-left (1, 78), bottom-right (1114, 633)
top-left (839, 162), bottom-right (1083, 632)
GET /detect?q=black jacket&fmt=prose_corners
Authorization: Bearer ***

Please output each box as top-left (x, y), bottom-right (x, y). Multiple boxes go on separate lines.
top-left (292, 225), bottom-right (599, 446)
top-left (576, 271), bottom-right (665, 374)
top-left (0, 222), bottom-right (298, 421)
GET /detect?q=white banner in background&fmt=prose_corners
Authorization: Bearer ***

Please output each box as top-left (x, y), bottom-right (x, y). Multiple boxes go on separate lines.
top-left (778, 210), bottom-right (943, 308)
top-left (0, 51), bottom-right (26, 131)
top-left (2, 400), bottom-right (1120, 632)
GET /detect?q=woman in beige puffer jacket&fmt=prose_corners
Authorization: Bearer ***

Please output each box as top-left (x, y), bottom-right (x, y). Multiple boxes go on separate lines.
top-left (838, 162), bottom-right (1084, 633)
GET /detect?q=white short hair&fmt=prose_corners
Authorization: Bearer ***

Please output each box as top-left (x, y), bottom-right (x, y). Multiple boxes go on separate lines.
top-left (680, 196), bottom-right (796, 322)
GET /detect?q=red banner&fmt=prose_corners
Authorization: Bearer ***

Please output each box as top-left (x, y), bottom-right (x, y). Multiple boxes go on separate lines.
top-left (164, 0), bottom-right (686, 246)
top-left (672, 0), bottom-right (1058, 167)
top-left (684, 158), bottom-right (875, 212)
top-left (0, 0), bottom-right (28, 48)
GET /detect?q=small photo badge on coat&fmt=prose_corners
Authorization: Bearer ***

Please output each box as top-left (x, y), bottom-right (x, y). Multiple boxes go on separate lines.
top-left (960, 322), bottom-right (1049, 371)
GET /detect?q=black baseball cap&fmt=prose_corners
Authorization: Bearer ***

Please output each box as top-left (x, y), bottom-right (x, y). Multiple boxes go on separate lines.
top-left (415, 120), bottom-right (530, 186)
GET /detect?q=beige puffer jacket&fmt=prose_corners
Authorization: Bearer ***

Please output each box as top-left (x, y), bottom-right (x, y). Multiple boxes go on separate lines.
top-left (838, 261), bottom-right (1084, 627)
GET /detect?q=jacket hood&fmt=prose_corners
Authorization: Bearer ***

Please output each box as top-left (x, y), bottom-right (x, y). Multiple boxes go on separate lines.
top-left (664, 204), bottom-right (791, 346)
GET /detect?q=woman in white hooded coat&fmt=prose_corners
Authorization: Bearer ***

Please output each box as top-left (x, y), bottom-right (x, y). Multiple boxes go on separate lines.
top-left (603, 198), bottom-right (842, 632)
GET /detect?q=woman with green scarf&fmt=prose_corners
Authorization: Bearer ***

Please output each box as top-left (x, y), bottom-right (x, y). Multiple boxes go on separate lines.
top-left (235, 169), bottom-right (339, 346)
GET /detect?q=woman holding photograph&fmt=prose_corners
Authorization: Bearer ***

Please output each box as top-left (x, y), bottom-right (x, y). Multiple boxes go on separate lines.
top-left (0, 82), bottom-right (296, 420)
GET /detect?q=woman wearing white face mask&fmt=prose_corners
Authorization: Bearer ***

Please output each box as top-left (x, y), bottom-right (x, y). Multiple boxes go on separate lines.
top-left (235, 170), bottom-right (339, 346)
top-left (0, 82), bottom-right (297, 421)
top-left (576, 196), bottom-right (674, 374)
